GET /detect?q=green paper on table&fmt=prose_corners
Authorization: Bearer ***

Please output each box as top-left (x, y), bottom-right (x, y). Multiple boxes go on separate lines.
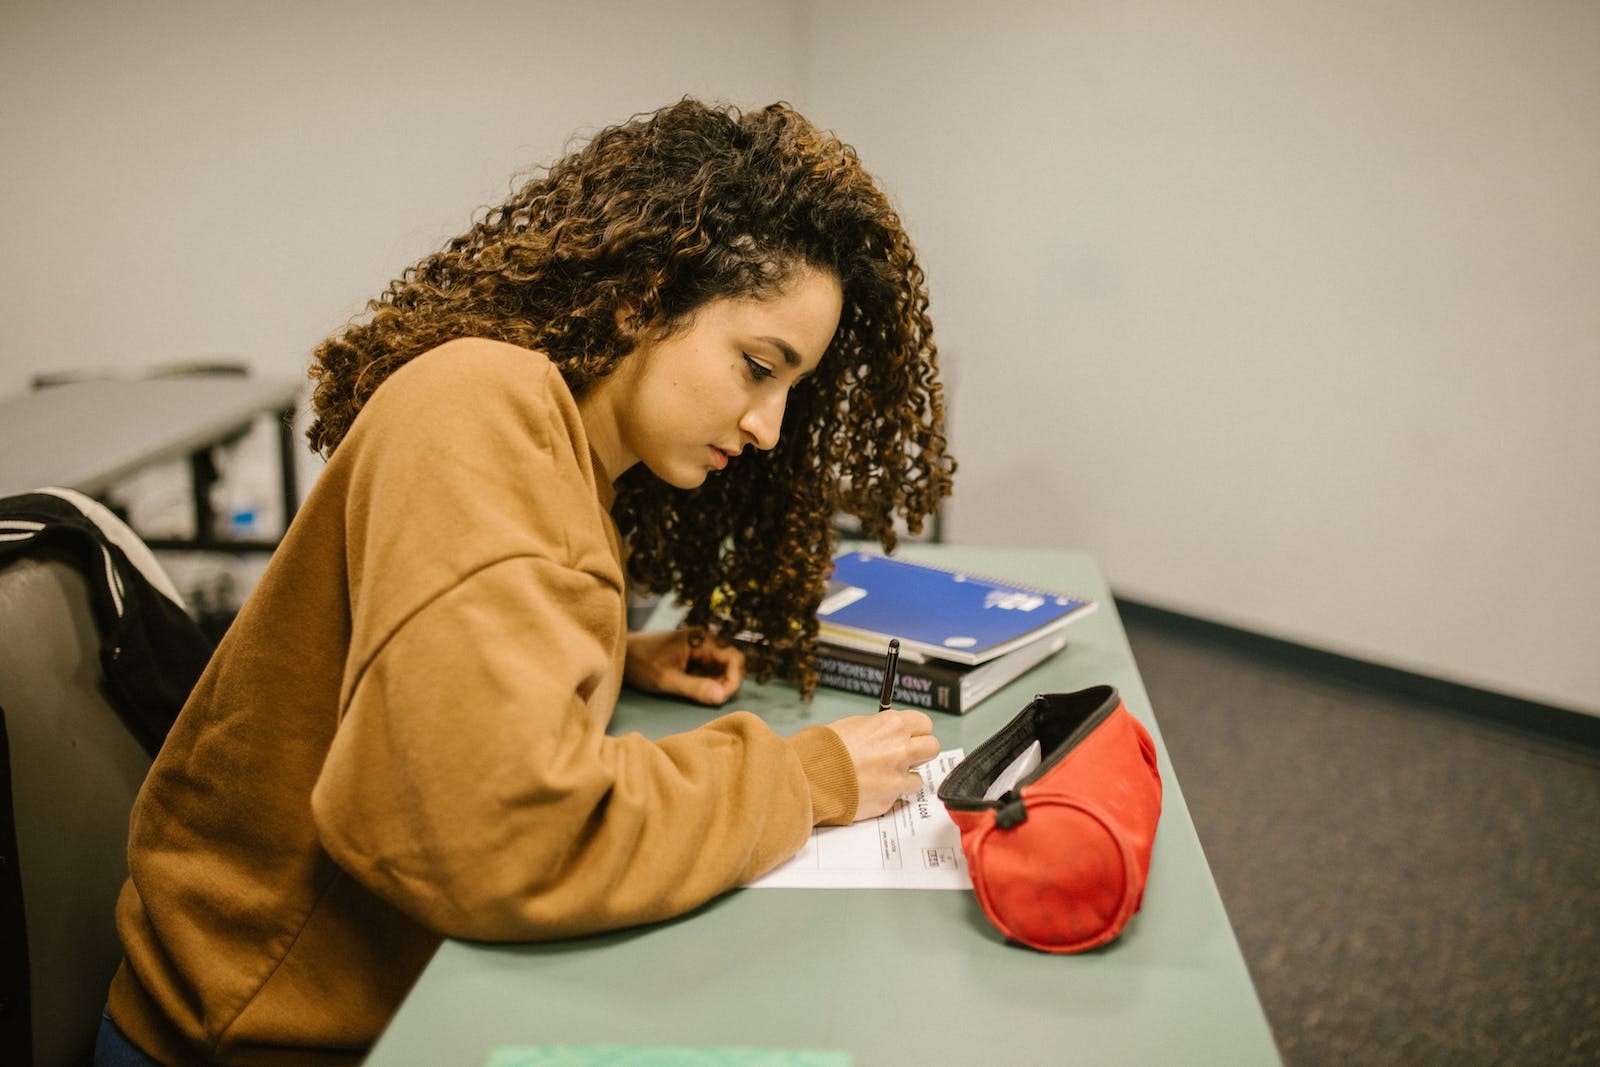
top-left (485, 1046), bottom-right (850, 1067)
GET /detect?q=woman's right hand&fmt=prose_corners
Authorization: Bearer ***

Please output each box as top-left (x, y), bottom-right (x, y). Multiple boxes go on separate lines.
top-left (826, 709), bottom-right (943, 822)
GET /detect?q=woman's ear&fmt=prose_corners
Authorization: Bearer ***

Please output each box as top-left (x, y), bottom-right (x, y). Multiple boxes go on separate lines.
top-left (615, 301), bottom-right (673, 353)
top-left (616, 301), bottom-right (683, 355)
top-left (613, 303), bottom-right (639, 343)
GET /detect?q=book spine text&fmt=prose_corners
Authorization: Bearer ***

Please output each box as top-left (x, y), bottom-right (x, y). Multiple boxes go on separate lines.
top-left (814, 652), bottom-right (960, 714)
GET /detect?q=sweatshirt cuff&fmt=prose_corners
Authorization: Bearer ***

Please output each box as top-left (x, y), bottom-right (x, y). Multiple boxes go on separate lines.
top-left (789, 724), bottom-right (858, 827)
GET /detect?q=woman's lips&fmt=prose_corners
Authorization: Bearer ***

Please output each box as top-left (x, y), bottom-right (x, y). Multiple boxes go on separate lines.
top-left (709, 445), bottom-right (730, 471)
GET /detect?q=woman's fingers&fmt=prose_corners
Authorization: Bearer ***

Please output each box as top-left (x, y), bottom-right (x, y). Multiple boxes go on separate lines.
top-left (907, 730), bottom-right (942, 768)
top-left (827, 710), bottom-right (944, 822)
top-left (624, 628), bottom-right (746, 705)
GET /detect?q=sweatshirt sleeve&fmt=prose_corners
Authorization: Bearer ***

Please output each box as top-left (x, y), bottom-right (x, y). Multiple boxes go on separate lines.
top-left (308, 553), bottom-right (848, 942)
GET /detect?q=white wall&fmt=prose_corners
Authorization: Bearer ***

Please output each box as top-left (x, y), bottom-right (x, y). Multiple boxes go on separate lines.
top-left (799, 1), bottom-right (1600, 714)
top-left (0, 0), bottom-right (802, 413)
top-left (4, 1), bottom-right (1597, 715)
top-left (1, 0), bottom-right (804, 512)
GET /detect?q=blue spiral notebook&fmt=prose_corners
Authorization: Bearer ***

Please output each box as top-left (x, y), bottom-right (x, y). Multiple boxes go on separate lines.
top-left (816, 552), bottom-right (1097, 667)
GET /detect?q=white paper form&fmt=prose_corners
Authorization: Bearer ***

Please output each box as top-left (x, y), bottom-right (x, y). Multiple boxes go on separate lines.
top-left (747, 749), bottom-right (972, 890)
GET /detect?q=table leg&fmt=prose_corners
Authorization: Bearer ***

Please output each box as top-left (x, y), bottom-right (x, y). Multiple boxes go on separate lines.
top-left (189, 448), bottom-right (218, 543)
top-left (275, 406), bottom-right (299, 531)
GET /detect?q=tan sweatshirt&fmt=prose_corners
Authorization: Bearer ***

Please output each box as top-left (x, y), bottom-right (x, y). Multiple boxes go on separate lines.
top-left (108, 338), bottom-right (857, 1065)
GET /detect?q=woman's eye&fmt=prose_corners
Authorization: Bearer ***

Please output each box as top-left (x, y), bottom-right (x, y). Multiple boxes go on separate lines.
top-left (743, 355), bottom-right (776, 382)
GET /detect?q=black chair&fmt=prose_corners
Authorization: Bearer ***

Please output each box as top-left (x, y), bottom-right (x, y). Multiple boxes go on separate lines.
top-left (0, 489), bottom-right (192, 1065)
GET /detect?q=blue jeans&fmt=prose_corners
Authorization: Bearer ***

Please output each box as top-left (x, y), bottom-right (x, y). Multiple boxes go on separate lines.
top-left (94, 1005), bottom-right (166, 1067)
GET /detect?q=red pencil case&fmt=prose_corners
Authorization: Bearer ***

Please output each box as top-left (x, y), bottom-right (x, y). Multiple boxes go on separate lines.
top-left (937, 686), bottom-right (1163, 953)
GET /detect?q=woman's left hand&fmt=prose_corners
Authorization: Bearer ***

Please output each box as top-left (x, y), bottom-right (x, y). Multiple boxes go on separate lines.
top-left (624, 628), bottom-right (746, 706)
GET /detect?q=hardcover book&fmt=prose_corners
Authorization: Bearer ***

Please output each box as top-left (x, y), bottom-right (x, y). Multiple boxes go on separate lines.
top-left (816, 552), bottom-right (1096, 667)
top-left (815, 632), bottom-right (1069, 715)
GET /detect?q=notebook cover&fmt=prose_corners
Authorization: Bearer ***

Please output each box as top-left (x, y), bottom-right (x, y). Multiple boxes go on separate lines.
top-left (816, 552), bottom-right (1095, 666)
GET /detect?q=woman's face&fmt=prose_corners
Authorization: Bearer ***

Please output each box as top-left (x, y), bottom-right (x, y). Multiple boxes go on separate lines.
top-left (597, 266), bottom-right (843, 489)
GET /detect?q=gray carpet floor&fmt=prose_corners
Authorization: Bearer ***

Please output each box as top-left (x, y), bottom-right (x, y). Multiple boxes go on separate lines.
top-left (1121, 614), bottom-right (1600, 1067)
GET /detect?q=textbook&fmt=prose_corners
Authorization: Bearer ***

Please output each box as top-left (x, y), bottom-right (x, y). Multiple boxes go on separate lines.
top-left (816, 552), bottom-right (1097, 667)
top-left (815, 631), bottom-right (1069, 715)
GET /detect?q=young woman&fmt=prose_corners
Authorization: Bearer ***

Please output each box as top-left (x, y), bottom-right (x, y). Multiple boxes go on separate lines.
top-left (98, 99), bottom-right (954, 1066)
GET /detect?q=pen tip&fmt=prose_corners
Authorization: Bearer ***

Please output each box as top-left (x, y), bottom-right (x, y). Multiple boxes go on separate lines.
top-left (888, 638), bottom-right (899, 651)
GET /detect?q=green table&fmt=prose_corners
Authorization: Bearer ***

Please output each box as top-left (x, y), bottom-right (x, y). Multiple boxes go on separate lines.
top-left (367, 547), bottom-right (1280, 1066)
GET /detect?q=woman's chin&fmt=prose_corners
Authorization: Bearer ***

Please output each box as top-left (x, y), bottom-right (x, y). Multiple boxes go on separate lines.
top-left (648, 463), bottom-right (713, 491)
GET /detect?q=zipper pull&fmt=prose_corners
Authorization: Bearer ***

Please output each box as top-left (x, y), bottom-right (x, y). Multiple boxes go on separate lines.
top-left (994, 790), bottom-right (1028, 829)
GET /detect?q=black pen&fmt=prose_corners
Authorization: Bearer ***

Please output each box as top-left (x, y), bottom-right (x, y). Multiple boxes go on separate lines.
top-left (877, 638), bottom-right (900, 713)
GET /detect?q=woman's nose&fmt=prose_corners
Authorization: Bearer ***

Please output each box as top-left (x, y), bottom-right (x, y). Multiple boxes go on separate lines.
top-left (738, 392), bottom-right (787, 452)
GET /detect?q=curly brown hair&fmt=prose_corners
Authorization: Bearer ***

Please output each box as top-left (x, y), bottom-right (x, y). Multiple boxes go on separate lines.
top-left (307, 98), bottom-right (954, 692)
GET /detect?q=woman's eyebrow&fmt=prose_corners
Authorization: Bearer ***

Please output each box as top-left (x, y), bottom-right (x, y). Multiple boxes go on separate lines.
top-left (756, 335), bottom-right (801, 368)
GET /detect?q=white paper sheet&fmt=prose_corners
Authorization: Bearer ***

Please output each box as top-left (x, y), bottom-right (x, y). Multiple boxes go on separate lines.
top-left (747, 749), bottom-right (972, 890)
top-left (982, 739), bottom-right (1041, 801)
